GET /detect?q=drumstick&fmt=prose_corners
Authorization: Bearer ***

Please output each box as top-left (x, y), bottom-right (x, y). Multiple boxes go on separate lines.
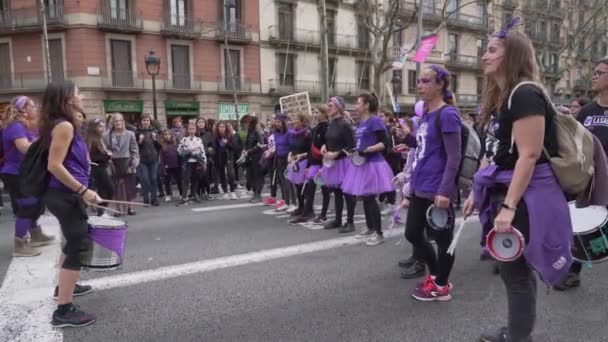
top-left (101, 199), bottom-right (151, 207)
top-left (447, 216), bottom-right (469, 255)
top-left (87, 203), bottom-right (121, 214)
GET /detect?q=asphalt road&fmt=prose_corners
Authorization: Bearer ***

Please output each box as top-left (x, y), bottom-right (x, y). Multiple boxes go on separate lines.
top-left (1, 190), bottom-right (607, 342)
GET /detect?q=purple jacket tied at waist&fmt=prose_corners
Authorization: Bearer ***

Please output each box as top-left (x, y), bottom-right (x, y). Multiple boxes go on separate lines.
top-left (473, 163), bottom-right (573, 286)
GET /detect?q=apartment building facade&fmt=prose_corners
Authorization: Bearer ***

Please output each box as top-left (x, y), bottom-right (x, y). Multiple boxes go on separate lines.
top-left (0, 0), bottom-right (262, 126)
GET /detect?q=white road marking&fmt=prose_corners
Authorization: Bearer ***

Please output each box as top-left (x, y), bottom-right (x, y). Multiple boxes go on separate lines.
top-left (0, 216), bottom-right (62, 342)
top-left (191, 203), bottom-right (264, 212)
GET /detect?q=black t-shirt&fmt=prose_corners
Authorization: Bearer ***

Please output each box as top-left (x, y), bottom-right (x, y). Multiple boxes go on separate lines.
top-left (492, 84), bottom-right (559, 170)
top-left (325, 117), bottom-right (355, 154)
top-left (577, 101), bottom-right (608, 154)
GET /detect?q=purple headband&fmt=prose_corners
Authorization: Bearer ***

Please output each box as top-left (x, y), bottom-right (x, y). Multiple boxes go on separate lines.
top-left (330, 97), bottom-right (344, 112)
top-left (494, 16), bottom-right (520, 39)
top-left (14, 96), bottom-right (29, 112)
top-left (428, 65), bottom-right (453, 100)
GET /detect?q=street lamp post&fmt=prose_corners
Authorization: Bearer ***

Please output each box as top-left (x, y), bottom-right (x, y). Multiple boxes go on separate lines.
top-left (145, 51), bottom-right (161, 121)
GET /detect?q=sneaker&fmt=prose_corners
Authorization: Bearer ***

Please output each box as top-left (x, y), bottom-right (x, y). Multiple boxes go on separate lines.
top-left (221, 193), bottom-right (230, 200)
top-left (230, 192), bottom-right (238, 200)
top-left (13, 237), bottom-right (41, 257)
top-left (323, 220), bottom-right (341, 230)
top-left (286, 205), bottom-right (298, 214)
top-left (355, 228), bottom-right (374, 239)
top-left (249, 195), bottom-right (262, 203)
top-left (479, 326), bottom-right (533, 342)
top-left (29, 226), bottom-right (55, 247)
top-left (381, 205), bottom-right (394, 216)
top-left (411, 280), bottom-right (452, 302)
top-left (263, 197), bottom-right (277, 206)
top-left (366, 232), bottom-right (384, 246)
top-left (338, 223), bottom-right (356, 234)
top-left (415, 275), bottom-right (454, 291)
top-left (151, 199), bottom-right (160, 207)
top-left (398, 256), bottom-right (417, 268)
top-left (164, 196), bottom-right (171, 202)
top-left (288, 215), bottom-right (311, 224)
top-left (313, 215), bottom-right (328, 224)
top-left (51, 304), bottom-right (96, 328)
top-left (191, 197), bottom-right (201, 203)
top-left (553, 272), bottom-right (581, 291)
top-left (400, 261), bottom-right (426, 279)
top-left (53, 284), bottom-right (93, 299)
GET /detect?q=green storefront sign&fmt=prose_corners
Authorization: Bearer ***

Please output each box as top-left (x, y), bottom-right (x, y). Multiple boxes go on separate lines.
top-left (104, 100), bottom-right (143, 113)
top-left (165, 101), bottom-right (200, 116)
top-left (218, 103), bottom-right (249, 120)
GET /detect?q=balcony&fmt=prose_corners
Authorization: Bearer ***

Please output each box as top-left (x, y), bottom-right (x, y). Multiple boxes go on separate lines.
top-left (445, 54), bottom-right (480, 71)
top-left (217, 77), bottom-right (258, 93)
top-left (446, 12), bottom-right (487, 32)
top-left (267, 26), bottom-right (367, 55)
top-left (104, 71), bottom-right (144, 90)
top-left (164, 73), bottom-right (194, 91)
top-left (215, 22), bottom-right (253, 43)
top-left (161, 15), bottom-right (202, 39)
top-left (97, 1), bottom-right (143, 33)
top-left (400, 1), bottom-right (487, 31)
top-left (267, 79), bottom-right (362, 97)
top-left (0, 0), bottom-right (66, 35)
top-left (0, 72), bottom-right (49, 92)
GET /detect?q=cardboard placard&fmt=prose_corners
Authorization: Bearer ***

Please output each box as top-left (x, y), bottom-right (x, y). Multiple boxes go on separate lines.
top-left (279, 92), bottom-right (312, 117)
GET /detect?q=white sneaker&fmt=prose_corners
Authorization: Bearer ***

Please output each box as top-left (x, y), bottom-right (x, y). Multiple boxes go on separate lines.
top-left (164, 196), bottom-right (171, 202)
top-left (230, 192), bottom-right (238, 200)
top-left (381, 205), bottom-right (394, 216)
top-left (366, 232), bottom-right (384, 246)
top-left (286, 205), bottom-right (298, 213)
top-left (355, 228), bottom-right (374, 239)
top-left (221, 193), bottom-right (230, 200)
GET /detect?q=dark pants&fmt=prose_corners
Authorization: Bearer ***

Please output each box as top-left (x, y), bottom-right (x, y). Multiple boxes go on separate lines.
top-left (90, 165), bottom-right (114, 215)
top-left (491, 189), bottom-right (536, 341)
top-left (137, 160), bottom-right (159, 203)
top-left (182, 162), bottom-right (201, 198)
top-left (163, 167), bottom-right (183, 197)
top-left (362, 195), bottom-right (382, 234)
top-left (217, 160), bottom-right (236, 193)
top-left (330, 187), bottom-right (355, 225)
top-left (303, 182), bottom-right (331, 217)
top-left (294, 183), bottom-right (306, 213)
top-left (405, 195), bottom-right (455, 286)
top-left (276, 156), bottom-right (295, 204)
top-left (246, 156), bottom-right (264, 195)
top-left (43, 189), bottom-right (88, 270)
top-left (1, 173), bottom-right (44, 238)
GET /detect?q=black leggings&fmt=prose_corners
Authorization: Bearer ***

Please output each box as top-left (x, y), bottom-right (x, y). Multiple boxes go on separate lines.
top-left (182, 163), bottom-right (201, 198)
top-left (90, 165), bottom-right (114, 215)
top-left (163, 167), bottom-right (183, 197)
top-left (303, 182), bottom-right (331, 217)
top-left (246, 156), bottom-right (264, 195)
top-left (294, 183), bottom-right (306, 213)
top-left (217, 160), bottom-right (236, 193)
top-left (43, 189), bottom-right (89, 271)
top-left (330, 187), bottom-right (355, 225)
top-left (362, 195), bottom-right (382, 234)
top-left (405, 194), bottom-right (455, 286)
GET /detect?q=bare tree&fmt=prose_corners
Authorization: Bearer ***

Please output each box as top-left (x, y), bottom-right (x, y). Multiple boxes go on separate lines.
top-left (355, 0), bottom-right (490, 96)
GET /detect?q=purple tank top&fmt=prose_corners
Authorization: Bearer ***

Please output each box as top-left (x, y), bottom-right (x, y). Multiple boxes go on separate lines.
top-left (49, 131), bottom-right (90, 191)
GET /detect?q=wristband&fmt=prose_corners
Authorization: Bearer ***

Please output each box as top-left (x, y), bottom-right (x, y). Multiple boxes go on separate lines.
top-left (79, 187), bottom-right (88, 196)
top-left (501, 202), bottom-right (516, 211)
top-left (76, 185), bottom-right (84, 194)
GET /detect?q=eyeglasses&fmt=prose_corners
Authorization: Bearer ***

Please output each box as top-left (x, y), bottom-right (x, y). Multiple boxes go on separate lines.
top-left (417, 77), bottom-right (432, 84)
top-left (592, 70), bottom-right (608, 78)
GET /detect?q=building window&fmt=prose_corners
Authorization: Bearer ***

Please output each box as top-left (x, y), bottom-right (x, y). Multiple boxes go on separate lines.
top-left (278, 4), bottom-right (294, 40)
top-left (0, 42), bottom-right (11, 89)
top-left (356, 61), bottom-right (370, 90)
top-left (551, 23), bottom-right (560, 42)
top-left (393, 30), bottom-right (402, 48)
top-left (451, 73), bottom-right (458, 93)
top-left (224, 48), bottom-right (240, 90)
top-left (357, 19), bottom-right (369, 49)
top-left (108, 0), bottom-right (128, 20)
top-left (392, 70), bottom-right (402, 96)
top-left (477, 39), bottom-right (486, 58)
top-left (550, 53), bottom-right (558, 73)
top-left (277, 53), bottom-right (294, 86)
top-left (110, 39), bottom-right (133, 87)
top-left (327, 10), bottom-right (336, 47)
top-left (223, 0), bottom-right (241, 24)
top-left (48, 38), bottom-right (64, 82)
top-left (538, 21), bottom-right (547, 40)
top-left (448, 33), bottom-right (459, 60)
top-left (407, 69), bottom-right (417, 94)
top-left (503, 12), bottom-right (513, 28)
top-left (45, 0), bottom-right (61, 20)
top-left (171, 44), bottom-right (191, 89)
top-left (446, 0), bottom-right (457, 14)
top-left (169, 0), bottom-right (188, 26)
top-left (328, 57), bottom-right (337, 89)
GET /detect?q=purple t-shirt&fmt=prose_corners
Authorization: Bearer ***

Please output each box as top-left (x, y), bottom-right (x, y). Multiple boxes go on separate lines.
top-left (410, 106), bottom-right (461, 195)
top-left (1, 121), bottom-right (37, 175)
top-left (355, 115), bottom-right (386, 162)
top-left (49, 132), bottom-right (90, 191)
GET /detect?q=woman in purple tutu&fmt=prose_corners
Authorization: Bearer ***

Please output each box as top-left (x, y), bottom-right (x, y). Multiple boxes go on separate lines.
top-left (320, 96), bottom-right (357, 233)
top-left (341, 93), bottom-right (395, 246)
top-left (400, 64), bottom-right (461, 302)
top-left (286, 112), bottom-right (312, 220)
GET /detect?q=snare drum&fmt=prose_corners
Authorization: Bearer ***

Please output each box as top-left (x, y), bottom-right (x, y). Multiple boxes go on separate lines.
top-left (486, 227), bottom-right (525, 262)
top-left (350, 151), bottom-right (367, 167)
top-left (81, 217), bottom-right (128, 270)
top-left (426, 205), bottom-right (454, 230)
top-left (568, 202), bottom-right (608, 263)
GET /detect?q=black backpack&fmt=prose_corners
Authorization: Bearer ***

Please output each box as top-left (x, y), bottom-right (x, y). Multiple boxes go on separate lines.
top-left (19, 138), bottom-right (50, 197)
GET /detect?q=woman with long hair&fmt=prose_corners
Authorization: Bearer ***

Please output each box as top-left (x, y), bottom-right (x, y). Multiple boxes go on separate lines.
top-left (341, 93), bottom-right (395, 246)
top-left (136, 114), bottom-right (161, 206)
top-left (159, 129), bottom-right (183, 201)
top-left (85, 118), bottom-right (113, 216)
top-left (319, 96), bottom-right (357, 233)
top-left (0, 96), bottom-right (53, 256)
top-left (399, 65), bottom-right (461, 300)
top-left (569, 97), bottom-right (589, 119)
top-left (243, 116), bottom-right (265, 202)
top-left (378, 109), bottom-right (401, 214)
top-left (464, 25), bottom-right (573, 342)
top-left (272, 114), bottom-right (295, 211)
top-left (41, 81), bottom-right (96, 327)
top-left (178, 120), bottom-right (207, 204)
top-left (214, 121), bottom-right (238, 199)
top-left (285, 112), bottom-right (312, 222)
top-left (103, 113), bottom-right (140, 216)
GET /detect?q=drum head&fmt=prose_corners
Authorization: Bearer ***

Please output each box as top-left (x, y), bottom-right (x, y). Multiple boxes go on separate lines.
top-left (426, 205), bottom-right (452, 230)
top-left (88, 216), bottom-right (126, 228)
top-left (351, 152), bottom-right (366, 167)
top-left (322, 158), bottom-right (335, 168)
top-left (568, 201), bottom-right (608, 234)
top-left (486, 228), bottom-right (525, 262)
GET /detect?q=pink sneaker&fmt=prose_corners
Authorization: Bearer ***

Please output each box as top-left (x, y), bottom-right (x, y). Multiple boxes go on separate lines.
top-left (263, 197), bottom-right (277, 206)
top-left (411, 280), bottom-right (452, 302)
top-left (415, 275), bottom-right (453, 291)
top-left (275, 200), bottom-right (286, 211)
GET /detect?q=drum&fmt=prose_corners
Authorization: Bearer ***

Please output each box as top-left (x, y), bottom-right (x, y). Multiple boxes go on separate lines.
top-left (322, 157), bottom-right (335, 168)
top-left (486, 227), bottom-right (525, 262)
top-left (568, 202), bottom-right (608, 263)
top-left (81, 216), bottom-right (128, 270)
top-left (350, 151), bottom-right (366, 167)
top-left (426, 205), bottom-right (454, 230)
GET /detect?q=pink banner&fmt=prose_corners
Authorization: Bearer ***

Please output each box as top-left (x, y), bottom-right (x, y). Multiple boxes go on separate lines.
top-left (412, 34), bottom-right (439, 63)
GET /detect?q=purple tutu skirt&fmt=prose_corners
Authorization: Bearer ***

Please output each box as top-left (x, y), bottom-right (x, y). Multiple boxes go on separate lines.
top-left (319, 157), bottom-right (351, 188)
top-left (287, 160), bottom-right (308, 185)
top-left (341, 160), bottom-right (395, 196)
top-left (305, 165), bottom-right (321, 181)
